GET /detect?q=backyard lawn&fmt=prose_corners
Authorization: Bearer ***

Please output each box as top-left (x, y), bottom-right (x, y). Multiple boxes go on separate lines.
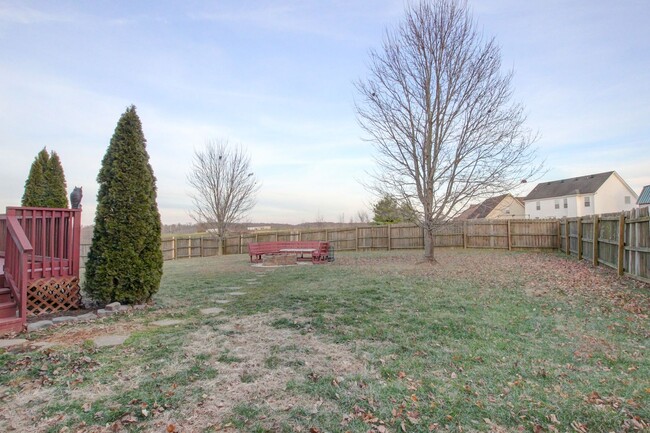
top-left (1, 249), bottom-right (648, 433)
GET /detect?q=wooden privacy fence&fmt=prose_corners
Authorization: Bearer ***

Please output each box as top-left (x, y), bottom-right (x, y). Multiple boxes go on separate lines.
top-left (80, 220), bottom-right (558, 266)
top-left (78, 213), bottom-right (649, 283)
top-left (559, 207), bottom-right (650, 283)
top-left (110, 219), bottom-right (557, 264)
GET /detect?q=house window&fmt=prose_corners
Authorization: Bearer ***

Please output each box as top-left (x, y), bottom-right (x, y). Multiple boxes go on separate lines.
top-left (536, 201), bottom-right (540, 211)
top-left (554, 200), bottom-right (559, 209)
top-left (563, 198), bottom-right (568, 209)
top-left (625, 196), bottom-right (631, 204)
top-left (584, 196), bottom-right (590, 207)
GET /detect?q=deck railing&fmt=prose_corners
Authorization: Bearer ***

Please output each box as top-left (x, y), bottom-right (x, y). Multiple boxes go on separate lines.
top-left (5, 207), bottom-right (82, 280)
top-left (3, 215), bottom-right (33, 323)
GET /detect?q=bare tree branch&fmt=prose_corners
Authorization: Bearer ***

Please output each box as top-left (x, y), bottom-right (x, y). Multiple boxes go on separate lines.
top-left (356, 0), bottom-right (541, 262)
top-left (187, 140), bottom-right (260, 253)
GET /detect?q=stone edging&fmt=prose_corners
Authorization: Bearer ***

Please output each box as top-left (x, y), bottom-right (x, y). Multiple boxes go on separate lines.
top-left (27, 302), bottom-right (148, 333)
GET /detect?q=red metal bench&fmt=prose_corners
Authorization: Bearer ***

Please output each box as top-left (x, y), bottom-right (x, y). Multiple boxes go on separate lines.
top-left (247, 241), bottom-right (330, 264)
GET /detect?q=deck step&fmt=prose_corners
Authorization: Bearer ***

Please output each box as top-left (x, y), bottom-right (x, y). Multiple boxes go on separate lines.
top-left (0, 301), bottom-right (18, 319)
top-left (0, 317), bottom-right (24, 335)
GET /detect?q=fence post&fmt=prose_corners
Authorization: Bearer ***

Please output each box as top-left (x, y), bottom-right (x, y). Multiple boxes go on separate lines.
top-left (200, 237), bottom-right (204, 257)
top-left (172, 237), bottom-right (176, 260)
top-left (565, 218), bottom-right (570, 256)
top-left (188, 236), bottom-right (192, 258)
top-left (577, 217), bottom-right (582, 260)
top-left (239, 234), bottom-right (243, 255)
top-left (463, 221), bottom-right (468, 249)
top-left (592, 215), bottom-right (599, 267)
top-left (355, 227), bottom-right (359, 251)
top-left (387, 224), bottom-right (392, 251)
top-left (507, 220), bottom-right (512, 251)
top-left (617, 212), bottom-right (625, 276)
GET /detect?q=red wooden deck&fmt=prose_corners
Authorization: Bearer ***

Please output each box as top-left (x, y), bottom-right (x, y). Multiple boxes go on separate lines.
top-left (0, 207), bottom-right (82, 334)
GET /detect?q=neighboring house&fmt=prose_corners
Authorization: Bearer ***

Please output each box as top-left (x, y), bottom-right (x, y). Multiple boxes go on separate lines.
top-left (524, 171), bottom-right (638, 218)
top-left (638, 185), bottom-right (650, 209)
top-left (457, 194), bottom-right (525, 219)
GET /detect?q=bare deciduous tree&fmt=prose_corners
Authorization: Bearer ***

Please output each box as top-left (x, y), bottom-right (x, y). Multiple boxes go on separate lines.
top-left (188, 140), bottom-right (259, 254)
top-left (356, 0), bottom-right (540, 262)
top-left (356, 210), bottom-right (370, 224)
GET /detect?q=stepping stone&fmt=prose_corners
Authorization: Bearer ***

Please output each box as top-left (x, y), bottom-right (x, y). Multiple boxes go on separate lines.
top-left (213, 300), bottom-right (231, 304)
top-left (151, 319), bottom-right (184, 327)
top-left (94, 335), bottom-right (129, 348)
top-left (53, 316), bottom-right (78, 324)
top-left (0, 339), bottom-right (27, 349)
top-left (200, 307), bottom-right (224, 315)
top-left (77, 312), bottom-right (99, 321)
top-left (244, 279), bottom-right (258, 283)
top-left (223, 287), bottom-right (242, 291)
top-left (27, 320), bottom-right (54, 332)
top-left (226, 292), bottom-right (246, 296)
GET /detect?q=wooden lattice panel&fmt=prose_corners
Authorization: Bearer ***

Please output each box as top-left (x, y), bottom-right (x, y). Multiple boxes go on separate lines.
top-left (27, 276), bottom-right (82, 316)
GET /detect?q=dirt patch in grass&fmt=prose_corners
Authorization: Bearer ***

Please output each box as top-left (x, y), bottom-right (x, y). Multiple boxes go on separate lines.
top-left (150, 311), bottom-right (371, 432)
top-left (40, 321), bottom-right (146, 346)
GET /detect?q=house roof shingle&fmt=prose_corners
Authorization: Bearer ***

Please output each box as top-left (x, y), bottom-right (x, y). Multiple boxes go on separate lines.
top-left (638, 185), bottom-right (650, 205)
top-left (457, 194), bottom-right (511, 219)
top-left (524, 171), bottom-right (614, 201)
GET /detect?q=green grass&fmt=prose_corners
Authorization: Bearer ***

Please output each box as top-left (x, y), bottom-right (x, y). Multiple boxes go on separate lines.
top-left (1, 249), bottom-right (648, 432)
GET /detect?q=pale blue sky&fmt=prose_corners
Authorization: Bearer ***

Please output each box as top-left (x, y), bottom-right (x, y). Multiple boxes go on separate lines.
top-left (1, 1), bottom-right (648, 225)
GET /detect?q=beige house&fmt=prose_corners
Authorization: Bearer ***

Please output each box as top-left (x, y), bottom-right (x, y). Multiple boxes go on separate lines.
top-left (524, 171), bottom-right (637, 218)
top-left (457, 194), bottom-right (525, 219)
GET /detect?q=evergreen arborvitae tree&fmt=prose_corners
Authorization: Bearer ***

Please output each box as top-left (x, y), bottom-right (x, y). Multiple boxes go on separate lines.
top-left (22, 149), bottom-right (49, 206)
top-left (44, 152), bottom-right (69, 208)
top-left (85, 105), bottom-right (163, 304)
top-left (22, 148), bottom-right (69, 207)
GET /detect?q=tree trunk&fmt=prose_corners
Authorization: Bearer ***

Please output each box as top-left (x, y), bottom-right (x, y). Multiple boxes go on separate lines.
top-left (423, 228), bottom-right (437, 263)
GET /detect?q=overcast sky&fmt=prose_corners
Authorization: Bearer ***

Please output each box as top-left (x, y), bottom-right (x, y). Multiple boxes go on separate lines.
top-left (1, 0), bottom-right (648, 226)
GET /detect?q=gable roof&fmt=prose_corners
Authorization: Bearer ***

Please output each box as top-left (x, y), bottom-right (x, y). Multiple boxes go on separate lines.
top-left (525, 171), bottom-right (614, 201)
top-left (638, 185), bottom-right (650, 205)
top-left (457, 194), bottom-right (511, 219)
